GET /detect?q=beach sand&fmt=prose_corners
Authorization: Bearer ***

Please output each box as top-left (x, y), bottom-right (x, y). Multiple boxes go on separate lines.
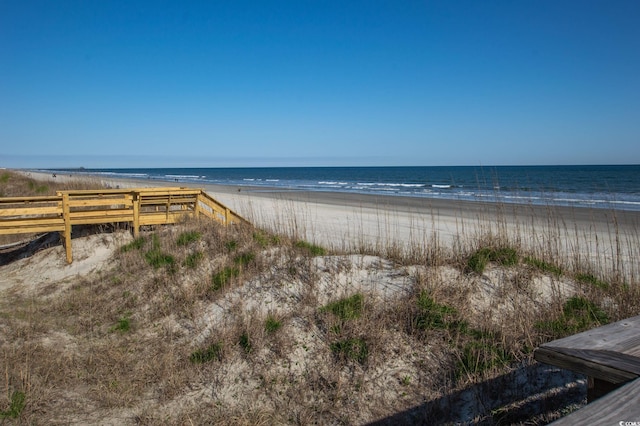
top-left (22, 170), bottom-right (640, 279)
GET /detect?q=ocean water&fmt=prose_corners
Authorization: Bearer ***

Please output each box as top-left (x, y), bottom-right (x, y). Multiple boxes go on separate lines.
top-left (48, 165), bottom-right (640, 211)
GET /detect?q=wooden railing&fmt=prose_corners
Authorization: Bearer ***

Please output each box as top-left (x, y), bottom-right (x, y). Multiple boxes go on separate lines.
top-left (0, 187), bottom-right (247, 263)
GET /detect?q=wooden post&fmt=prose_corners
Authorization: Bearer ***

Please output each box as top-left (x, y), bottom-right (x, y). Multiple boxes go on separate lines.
top-left (62, 193), bottom-right (72, 263)
top-left (225, 208), bottom-right (230, 225)
top-left (132, 192), bottom-right (140, 238)
top-left (194, 193), bottom-right (201, 218)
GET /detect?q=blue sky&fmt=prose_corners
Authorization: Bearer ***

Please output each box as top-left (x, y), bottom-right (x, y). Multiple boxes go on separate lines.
top-left (1, 0), bottom-right (639, 168)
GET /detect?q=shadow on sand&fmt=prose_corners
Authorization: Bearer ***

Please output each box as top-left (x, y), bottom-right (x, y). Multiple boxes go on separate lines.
top-left (368, 362), bottom-right (585, 425)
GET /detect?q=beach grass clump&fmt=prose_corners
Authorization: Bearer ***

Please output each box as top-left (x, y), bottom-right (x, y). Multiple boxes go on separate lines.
top-left (253, 231), bottom-right (280, 248)
top-left (233, 252), bottom-right (255, 267)
top-left (295, 240), bottom-right (326, 256)
top-left (144, 234), bottom-right (175, 269)
top-left (575, 273), bottom-right (609, 290)
top-left (320, 294), bottom-right (364, 321)
top-left (264, 315), bottom-right (282, 333)
top-left (415, 291), bottom-right (464, 331)
top-left (330, 337), bottom-right (368, 364)
top-left (239, 332), bottom-right (252, 354)
top-left (0, 172), bottom-right (10, 184)
top-left (189, 342), bottom-right (224, 364)
top-left (524, 256), bottom-right (562, 276)
top-left (467, 246), bottom-right (519, 274)
top-left (120, 236), bottom-right (146, 253)
top-left (253, 231), bottom-right (269, 247)
top-left (176, 230), bottom-right (201, 246)
top-left (27, 180), bottom-right (48, 194)
top-left (211, 267), bottom-right (240, 291)
top-left (225, 240), bottom-right (238, 251)
top-left (145, 249), bottom-right (175, 269)
top-left (0, 391), bottom-right (26, 419)
top-left (110, 314), bottom-right (132, 333)
top-left (184, 251), bottom-right (204, 268)
top-left (536, 296), bottom-right (609, 339)
top-left (457, 340), bottom-right (512, 379)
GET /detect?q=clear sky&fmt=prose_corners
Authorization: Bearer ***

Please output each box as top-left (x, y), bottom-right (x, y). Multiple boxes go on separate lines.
top-left (1, 0), bottom-right (639, 168)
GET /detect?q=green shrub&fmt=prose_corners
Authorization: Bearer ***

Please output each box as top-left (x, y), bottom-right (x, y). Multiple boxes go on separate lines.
top-left (0, 391), bottom-right (26, 419)
top-left (211, 267), bottom-right (240, 291)
top-left (120, 237), bottom-right (146, 252)
top-left (295, 240), bottom-right (326, 256)
top-left (330, 338), bottom-right (368, 364)
top-left (177, 231), bottom-right (201, 246)
top-left (0, 172), bottom-right (10, 183)
top-left (184, 251), bottom-right (204, 268)
top-left (190, 342), bottom-right (223, 364)
top-left (320, 294), bottom-right (364, 321)
top-left (265, 315), bottom-right (282, 333)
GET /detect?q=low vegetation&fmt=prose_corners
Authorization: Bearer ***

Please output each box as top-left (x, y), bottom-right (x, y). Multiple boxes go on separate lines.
top-left (1, 171), bottom-right (639, 424)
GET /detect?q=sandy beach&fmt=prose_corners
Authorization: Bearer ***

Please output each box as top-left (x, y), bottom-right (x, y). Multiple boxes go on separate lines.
top-left (21, 170), bottom-right (640, 280)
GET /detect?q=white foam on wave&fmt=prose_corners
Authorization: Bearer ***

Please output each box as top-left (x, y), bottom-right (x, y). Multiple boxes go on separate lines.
top-left (356, 182), bottom-right (425, 188)
top-left (165, 174), bottom-right (203, 179)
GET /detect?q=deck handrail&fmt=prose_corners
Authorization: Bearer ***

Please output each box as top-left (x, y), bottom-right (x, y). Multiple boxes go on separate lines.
top-left (0, 187), bottom-right (247, 263)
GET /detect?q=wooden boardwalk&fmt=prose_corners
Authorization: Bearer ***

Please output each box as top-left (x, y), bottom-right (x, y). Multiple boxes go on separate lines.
top-left (534, 315), bottom-right (640, 423)
top-left (0, 187), bottom-right (247, 263)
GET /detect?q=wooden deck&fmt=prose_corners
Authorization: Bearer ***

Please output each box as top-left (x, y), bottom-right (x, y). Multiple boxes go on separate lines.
top-left (0, 187), bottom-right (247, 263)
top-left (550, 377), bottom-right (640, 424)
top-left (534, 315), bottom-right (640, 423)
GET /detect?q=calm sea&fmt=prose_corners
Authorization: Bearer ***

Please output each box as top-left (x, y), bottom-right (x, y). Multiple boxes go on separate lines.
top-left (48, 165), bottom-right (640, 211)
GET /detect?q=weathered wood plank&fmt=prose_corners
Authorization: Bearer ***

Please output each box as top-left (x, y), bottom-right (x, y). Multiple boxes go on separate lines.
top-left (550, 378), bottom-right (640, 425)
top-left (535, 315), bottom-right (640, 385)
top-left (0, 223), bottom-right (65, 234)
top-left (542, 316), bottom-right (640, 352)
top-left (535, 347), bottom-right (640, 383)
top-left (0, 206), bottom-right (62, 216)
top-left (67, 198), bottom-right (133, 207)
top-left (0, 196), bottom-right (61, 203)
top-left (0, 217), bottom-right (65, 227)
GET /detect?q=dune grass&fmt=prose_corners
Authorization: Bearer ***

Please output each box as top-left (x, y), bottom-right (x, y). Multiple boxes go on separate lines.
top-left (1, 172), bottom-right (639, 424)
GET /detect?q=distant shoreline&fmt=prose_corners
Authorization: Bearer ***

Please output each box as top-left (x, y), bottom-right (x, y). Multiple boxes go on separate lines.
top-left (20, 168), bottom-right (640, 228)
top-left (15, 169), bottom-right (640, 280)
top-left (26, 164), bottom-right (640, 213)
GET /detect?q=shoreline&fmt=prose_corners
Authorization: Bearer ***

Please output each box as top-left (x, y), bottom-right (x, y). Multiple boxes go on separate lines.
top-left (24, 169), bottom-right (640, 226)
top-left (16, 169), bottom-right (640, 279)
